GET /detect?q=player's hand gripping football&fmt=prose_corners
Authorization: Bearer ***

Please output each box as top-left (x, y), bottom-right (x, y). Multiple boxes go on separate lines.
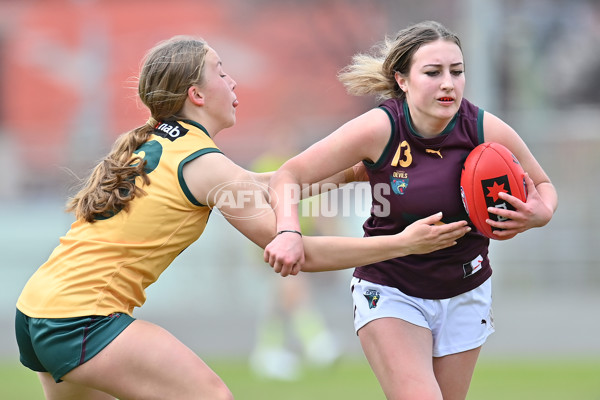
top-left (486, 173), bottom-right (554, 239)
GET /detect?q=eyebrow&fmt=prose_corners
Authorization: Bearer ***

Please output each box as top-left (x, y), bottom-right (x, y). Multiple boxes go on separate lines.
top-left (422, 62), bottom-right (464, 68)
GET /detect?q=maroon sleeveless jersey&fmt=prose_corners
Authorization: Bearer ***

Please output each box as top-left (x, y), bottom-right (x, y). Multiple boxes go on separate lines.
top-left (353, 98), bottom-right (491, 299)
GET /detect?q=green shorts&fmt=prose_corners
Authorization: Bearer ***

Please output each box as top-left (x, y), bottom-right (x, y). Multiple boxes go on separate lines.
top-left (15, 308), bottom-right (135, 382)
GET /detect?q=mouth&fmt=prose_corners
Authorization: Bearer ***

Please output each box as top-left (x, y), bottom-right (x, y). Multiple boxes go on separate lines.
top-left (438, 96), bottom-right (454, 102)
top-left (233, 99), bottom-right (239, 108)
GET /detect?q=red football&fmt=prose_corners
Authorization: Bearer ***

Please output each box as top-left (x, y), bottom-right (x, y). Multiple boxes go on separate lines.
top-left (460, 142), bottom-right (528, 240)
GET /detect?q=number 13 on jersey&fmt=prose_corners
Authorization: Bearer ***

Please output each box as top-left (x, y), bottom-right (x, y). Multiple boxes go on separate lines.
top-left (391, 140), bottom-right (412, 167)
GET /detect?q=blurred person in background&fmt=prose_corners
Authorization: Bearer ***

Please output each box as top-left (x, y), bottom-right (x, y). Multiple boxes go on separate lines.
top-left (265, 21), bottom-right (558, 400)
top-left (14, 35), bottom-right (470, 399)
top-left (248, 146), bottom-right (341, 381)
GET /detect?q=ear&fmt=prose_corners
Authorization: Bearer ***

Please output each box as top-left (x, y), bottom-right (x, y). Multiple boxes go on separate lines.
top-left (394, 71), bottom-right (407, 93)
top-left (188, 85), bottom-right (205, 106)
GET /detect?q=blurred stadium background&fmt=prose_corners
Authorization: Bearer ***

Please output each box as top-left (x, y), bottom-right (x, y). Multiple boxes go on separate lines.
top-left (0, 0), bottom-right (599, 394)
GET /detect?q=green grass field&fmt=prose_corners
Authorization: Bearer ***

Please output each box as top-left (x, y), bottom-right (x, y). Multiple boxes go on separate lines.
top-left (2, 357), bottom-right (599, 399)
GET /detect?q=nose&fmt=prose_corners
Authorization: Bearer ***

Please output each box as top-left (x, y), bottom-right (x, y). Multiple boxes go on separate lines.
top-left (229, 76), bottom-right (237, 91)
top-left (440, 71), bottom-right (453, 91)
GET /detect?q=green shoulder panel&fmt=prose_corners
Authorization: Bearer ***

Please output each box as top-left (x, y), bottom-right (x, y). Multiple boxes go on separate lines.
top-left (477, 108), bottom-right (485, 144)
top-left (178, 148), bottom-right (223, 206)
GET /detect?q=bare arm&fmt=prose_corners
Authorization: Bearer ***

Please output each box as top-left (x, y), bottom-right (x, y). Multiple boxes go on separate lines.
top-left (289, 213), bottom-right (469, 274)
top-left (182, 152), bottom-right (469, 276)
top-left (248, 163), bottom-right (367, 200)
top-left (266, 109), bottom-right (393, 271)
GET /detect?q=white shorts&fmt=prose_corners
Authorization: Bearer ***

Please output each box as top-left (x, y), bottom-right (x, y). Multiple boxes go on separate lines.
top-left (350, 277), bottom-right (495, 357)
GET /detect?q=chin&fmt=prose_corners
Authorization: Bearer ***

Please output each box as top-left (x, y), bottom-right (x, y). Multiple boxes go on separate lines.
top-left (440, 104), bottom-right (459, 117)
top-left (224, 118), bottom-right (236, 129)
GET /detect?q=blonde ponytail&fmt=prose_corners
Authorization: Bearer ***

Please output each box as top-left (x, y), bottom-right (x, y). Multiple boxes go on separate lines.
top-left (66, 125), bottom-right (153, 222)
top-left (338, 37), bottom-right (399, 100)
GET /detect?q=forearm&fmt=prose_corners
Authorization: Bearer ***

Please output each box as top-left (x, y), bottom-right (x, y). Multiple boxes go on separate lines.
top-left (269, 169), bottom-right (302, 231)
top-left (300, 171), bottom-right (345, 198)
top-left (535, 181), bottom-right (558, 227)
top-left (301, 235), bottom-right (407, 272)
top-left (537, 182), bottom-right (558, 213)
top-left (265, 212), bottom-right (470, 276)
top-left (272, 167), bottom-right (358, 223)
top-left (300, 164), bottom-right (368, 198)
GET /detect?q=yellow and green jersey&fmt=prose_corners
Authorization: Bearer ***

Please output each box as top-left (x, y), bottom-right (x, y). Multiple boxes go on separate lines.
top-left (17, 120), bottom-right (220, 318)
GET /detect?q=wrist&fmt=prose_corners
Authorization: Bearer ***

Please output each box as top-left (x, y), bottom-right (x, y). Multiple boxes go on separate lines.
top-left (391, 232), bottom-right (410, 258)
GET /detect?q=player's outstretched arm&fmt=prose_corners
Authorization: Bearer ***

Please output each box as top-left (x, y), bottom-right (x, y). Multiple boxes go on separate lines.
top-left (263, 213), bottom-right (470, 276)
top-left (296, 212), bottom-right (470, 274)
top-left (182, 151), bottom-right (469, 277)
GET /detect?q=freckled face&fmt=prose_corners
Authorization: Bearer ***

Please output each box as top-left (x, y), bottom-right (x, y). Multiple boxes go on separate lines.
top-left (396, 39), bottom-right (465, 135)
top-left (198, 48), bottom-right (238, 131)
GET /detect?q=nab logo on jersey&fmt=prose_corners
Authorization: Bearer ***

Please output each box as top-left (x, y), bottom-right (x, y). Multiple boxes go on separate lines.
top-left (154, 121), bottom-right (189, 141)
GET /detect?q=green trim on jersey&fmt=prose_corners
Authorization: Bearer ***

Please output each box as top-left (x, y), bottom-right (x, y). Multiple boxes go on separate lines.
top-left (181, 119), bottom-right (210, 138)
top-left (178, 148), bottom-right (223, 206)
top-left (477, 108), bottom-right (485, 144)
top-left (365, 107), bottom-right (396, 170)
